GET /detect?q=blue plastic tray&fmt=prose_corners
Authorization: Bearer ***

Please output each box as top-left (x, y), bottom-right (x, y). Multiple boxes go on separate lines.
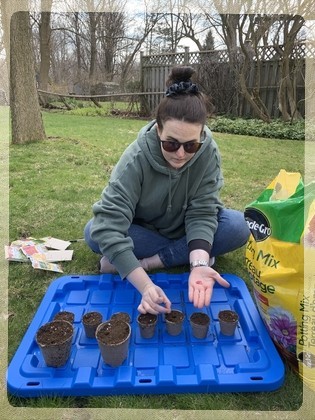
top-left (7, 273), bottom-right (285, 397)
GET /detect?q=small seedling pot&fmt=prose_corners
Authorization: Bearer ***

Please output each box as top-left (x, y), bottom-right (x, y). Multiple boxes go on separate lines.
top-left (111, 312), bottom-right (131, 324)
top-left (53, 310), bottom-right (75, 324)
top-left (165, 309), bottom-right (185, 336)
top-left (137, 313), bottom-right (158, 338)
top-left (96, 320), bottom-right (131, 367)
top-left (218, 310), bottom-right (239, 336)
top-left (36, 320), bottom-right (73, 367)
top-left (190, 312), bottom-right (210, 339)
top-left (82, 311), bottom-right (103, 338)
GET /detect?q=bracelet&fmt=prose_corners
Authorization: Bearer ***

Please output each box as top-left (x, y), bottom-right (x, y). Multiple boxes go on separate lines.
top-left (190, 260), bottom-right (209, 271)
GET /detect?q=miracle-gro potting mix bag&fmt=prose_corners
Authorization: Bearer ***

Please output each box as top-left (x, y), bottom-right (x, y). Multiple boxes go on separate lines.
top-left (244, 169), bottom-right (315, 389)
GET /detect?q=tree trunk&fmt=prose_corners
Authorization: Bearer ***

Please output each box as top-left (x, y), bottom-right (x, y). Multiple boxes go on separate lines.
top-left (219, 14), bottom-right (242, 116)
top-left (238, 38), bottom-right (271, 122)
top-left (277, 16), bottom-right (304, 121)
top-left (10, 11), bottom-right (46, 144)
top-left (278, 59), bottom-right (291, 121)
top-left (74, 12), bottom-right (82, 85)
top-left (38, 3), bottom-right (52, 106)
top-left (239, 70), bottom-right (271, 122)
top-left (89, 12), bottom-right (98, 91)
top-left (0, 0), bottom-right (11, 85)
top-left (39, 13), bottom-right (51, 89)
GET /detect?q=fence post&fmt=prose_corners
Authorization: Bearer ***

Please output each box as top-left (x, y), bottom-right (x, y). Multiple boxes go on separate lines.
top-left (140, 51), bottom-right (144, 92)
top-left (139, 51), bottom-right (146, 115)
top-left (184, 47), bottom-right (189, 64)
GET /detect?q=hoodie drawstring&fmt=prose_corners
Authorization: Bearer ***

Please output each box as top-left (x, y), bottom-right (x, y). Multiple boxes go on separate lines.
top-left (182, 167), bottom-right (189, 211)
top-left (166, 167), bottom-right (189, 213)
top-left (167, 171), bottom-right (172, 212)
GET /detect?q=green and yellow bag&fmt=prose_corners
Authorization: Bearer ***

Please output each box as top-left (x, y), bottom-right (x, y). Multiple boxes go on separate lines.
top-left (244, 169), bottom-right (315, 389)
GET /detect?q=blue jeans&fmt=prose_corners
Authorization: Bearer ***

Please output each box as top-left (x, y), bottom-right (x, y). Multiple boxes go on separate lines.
top-left (84, 208), bottom-right (250, 268)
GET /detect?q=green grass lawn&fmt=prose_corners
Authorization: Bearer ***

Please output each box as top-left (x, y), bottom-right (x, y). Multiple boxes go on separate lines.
top-left (7, 110), bottom-right (305, 412)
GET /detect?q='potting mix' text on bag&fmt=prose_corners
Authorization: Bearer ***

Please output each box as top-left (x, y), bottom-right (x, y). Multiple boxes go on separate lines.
top-left (244, 169), bottom-right (315, 390)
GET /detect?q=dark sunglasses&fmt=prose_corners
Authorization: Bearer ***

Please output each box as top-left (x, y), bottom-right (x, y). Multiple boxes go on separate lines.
top-left (158, 133), bottom-right (205, 154)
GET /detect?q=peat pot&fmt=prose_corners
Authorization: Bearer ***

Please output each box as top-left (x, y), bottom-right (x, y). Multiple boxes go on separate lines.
top-left (137, 313), bottom-right (158, 338)
top-left (165, 309), bottom-right (185, 336)
top-left (190, 312), bottom-right (210, 339)
top-left (218, 310), bottom-right (239, 336)
top-left (82, 311), bottom-right (103, 338)
top-left (36, 320), bottom-right (73, 367)
top-left (96, 320), bottom-right (131, 367)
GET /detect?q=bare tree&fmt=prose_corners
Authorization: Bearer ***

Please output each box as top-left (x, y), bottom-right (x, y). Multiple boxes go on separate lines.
top-left (202, 10), bottom-right (305, 121)
top-left (49, 18), bottom-right (75, 87)
top-left (52, 12), bottom-right (90, 90)
top-left (38, 1), bottom-right (53, 91)
top-left (98, 12), bottom-right (125, 81)
top-left (178, 13), bottom-right (210, 50)
top-left (87, 10), bottom-right (101, 87)
top-left (46, 1), bottom-right (127, 90)
top-left (274, 15), bottom-right (305, 121)
top-left (0, 1), bottom-right (10, 102)
top-left (152, 7), bottom-right (207, 53)
top-left (236, 14), bottom-right (277, 122)
top-left (237, 14), bottom-right (305, 122)
top-left (119, 12), bottom-right (162, 88)
top-left (10, 11), bottom-right (46, 143)
top-left (73, 12), bottom-right (83, 85)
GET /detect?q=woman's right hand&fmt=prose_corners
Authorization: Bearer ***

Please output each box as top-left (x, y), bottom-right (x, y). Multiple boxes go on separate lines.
top-left (138, 283), bottom-right (171, 315)
top-left (127, 266), bottom-right (171, 314)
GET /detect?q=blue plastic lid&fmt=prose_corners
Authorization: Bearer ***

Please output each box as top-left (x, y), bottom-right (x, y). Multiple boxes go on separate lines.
top-left (7, 273), bottom-right (285, 397)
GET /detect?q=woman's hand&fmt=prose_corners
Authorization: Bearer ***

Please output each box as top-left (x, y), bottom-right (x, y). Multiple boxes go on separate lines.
top-left (138, 283), bottom-right (172, 315)
top-left (127, 266), bottom-right (172, 315)
top-left (189, 266), bottom-right (230, 308)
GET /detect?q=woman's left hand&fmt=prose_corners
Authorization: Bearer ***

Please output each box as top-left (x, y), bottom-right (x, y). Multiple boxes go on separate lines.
top-left (188, 266), bottom-right (230, 308)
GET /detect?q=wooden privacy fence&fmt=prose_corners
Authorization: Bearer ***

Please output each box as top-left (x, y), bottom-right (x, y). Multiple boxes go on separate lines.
top-left (140, 44), bottom-right (315, 119)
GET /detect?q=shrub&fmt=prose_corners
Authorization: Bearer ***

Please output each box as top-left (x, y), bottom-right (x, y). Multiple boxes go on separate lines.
top-left (208, 117), bottom-right (305, 141)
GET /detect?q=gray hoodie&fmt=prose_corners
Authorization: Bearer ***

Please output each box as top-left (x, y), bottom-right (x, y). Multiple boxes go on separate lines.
top-left (90, 120), bottom-right (224, 278)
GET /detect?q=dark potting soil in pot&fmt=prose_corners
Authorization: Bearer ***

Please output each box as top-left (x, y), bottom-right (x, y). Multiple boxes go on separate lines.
top-left (83, 311), bottom-right (103, 338)
top-left (165, 310), bottom-right (184, 323)
top-left (37, 321), bottom-right (73, 345)
top-left (111, 312), bottom-right (131, 324)
top-left (53, 311), bottom-right (75, 324)
top-left (190, 312), bottom-right (209, 325)
top-left (83, 311), bottom-right (102, 325)
top-left (97, 320), bottom-right (130, 345)
top-left (219, 310), bottom-right (238, 322)
top-left (138, 313), bottom-right (157, 325)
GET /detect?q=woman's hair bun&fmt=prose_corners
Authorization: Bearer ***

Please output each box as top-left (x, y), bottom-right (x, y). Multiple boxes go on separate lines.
top-left (156, 64), bottom-right (208, 128)
top-left (166, 66), bottom-right (195, 86)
